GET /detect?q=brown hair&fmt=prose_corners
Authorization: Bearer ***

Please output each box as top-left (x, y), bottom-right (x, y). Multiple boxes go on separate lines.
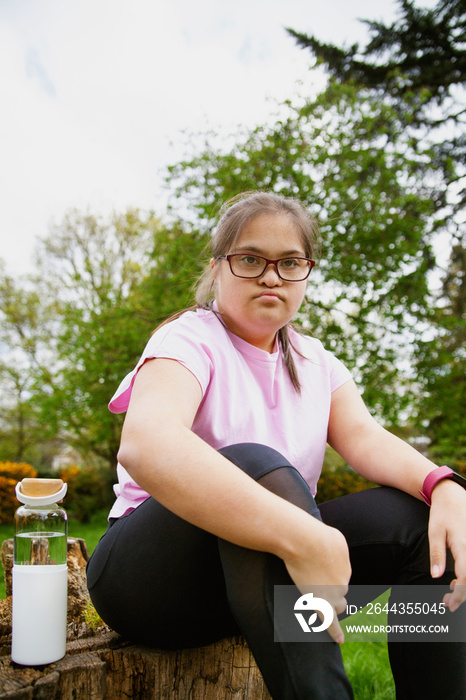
top-left (157, 192), bottom-right (320, 391)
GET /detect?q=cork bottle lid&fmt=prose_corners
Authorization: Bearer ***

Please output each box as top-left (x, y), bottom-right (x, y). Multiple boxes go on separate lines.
top-left (19, 478), bottom-right (64, 497)
top-left (16, 478), bottom-right (67, 506)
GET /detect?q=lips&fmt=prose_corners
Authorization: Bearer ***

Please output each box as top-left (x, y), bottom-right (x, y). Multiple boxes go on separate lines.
top-left (257, 292), bottom-right (282, 300)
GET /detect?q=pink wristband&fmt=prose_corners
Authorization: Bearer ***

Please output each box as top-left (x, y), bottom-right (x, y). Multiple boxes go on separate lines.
top-left (419, 466), bottom-right (454, 506)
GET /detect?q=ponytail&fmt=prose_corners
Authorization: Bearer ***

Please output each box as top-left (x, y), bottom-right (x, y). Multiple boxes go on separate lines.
top-left (278, 325), bottom-right (303, 394)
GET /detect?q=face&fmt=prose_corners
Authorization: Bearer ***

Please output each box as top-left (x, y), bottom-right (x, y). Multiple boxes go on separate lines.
top-left (211, 212), bottom-right (308, 352)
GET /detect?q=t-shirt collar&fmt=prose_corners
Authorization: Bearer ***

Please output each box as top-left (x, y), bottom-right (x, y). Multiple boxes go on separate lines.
top-left (211, 299), bottom-right (279, 360)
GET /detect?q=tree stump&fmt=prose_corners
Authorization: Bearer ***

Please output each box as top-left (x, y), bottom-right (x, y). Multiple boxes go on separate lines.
top-left (0, 539), bottom-right (271, 699)
top-left (1, 537), bottom-right (93, 627)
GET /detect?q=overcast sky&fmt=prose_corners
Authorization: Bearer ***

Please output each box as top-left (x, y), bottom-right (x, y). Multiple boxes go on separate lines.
top-left (0, 0), bottom-right (437, 274)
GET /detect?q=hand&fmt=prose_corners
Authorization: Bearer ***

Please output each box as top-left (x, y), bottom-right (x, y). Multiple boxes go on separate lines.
top-left (283, 522), bottom-right (351, 644)
top-left (428, 479), bottom-right (466, 612)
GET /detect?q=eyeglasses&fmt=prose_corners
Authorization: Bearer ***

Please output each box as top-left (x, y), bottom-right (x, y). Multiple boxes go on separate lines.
top-left (217, 254), bottom-right (315, 282)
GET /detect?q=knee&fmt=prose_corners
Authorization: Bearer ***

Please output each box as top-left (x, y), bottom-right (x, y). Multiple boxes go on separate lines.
top-left (218, 443), bottom-right (293, 481)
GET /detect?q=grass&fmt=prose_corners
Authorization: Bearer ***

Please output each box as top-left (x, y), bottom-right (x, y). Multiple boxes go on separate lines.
top-left (339, 589), bottom-right (395, 697)
top-left (0, 513), bottom-right (395, 697)
top-left (67, 509), bottom-right (109, 553)
top-left (342, 642), bottom-right (395, 699)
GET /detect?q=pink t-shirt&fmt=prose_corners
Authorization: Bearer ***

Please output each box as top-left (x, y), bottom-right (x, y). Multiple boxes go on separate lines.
top-left (108, 305), bottom-right (352, 518)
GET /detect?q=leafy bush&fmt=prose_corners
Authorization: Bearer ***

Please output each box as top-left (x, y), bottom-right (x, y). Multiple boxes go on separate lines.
top-left (454, 460), bottom-right (466, 478)
top-left (0, 462), bottom-right (38, 524)
top-left (316, 468), bottom-right (376, 504)
top-left (60, 465), bottom-right (113, 523)
top-left (316, 454), bottom-right (466, 505)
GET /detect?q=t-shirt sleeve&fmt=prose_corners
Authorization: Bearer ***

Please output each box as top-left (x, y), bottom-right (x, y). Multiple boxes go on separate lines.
top-left (108, 315), bottom-right (213, 414)
top-left (328, 352), bottom-right (353, 393)
top-left (291, 329), bottom-right (353, 394)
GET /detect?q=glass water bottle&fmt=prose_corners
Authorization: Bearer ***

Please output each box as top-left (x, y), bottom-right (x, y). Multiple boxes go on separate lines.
top-left (11, 478), bottom-right (68, 665)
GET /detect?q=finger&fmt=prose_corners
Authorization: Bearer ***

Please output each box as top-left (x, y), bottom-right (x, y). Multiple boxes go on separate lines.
top-left (428, 525), bottom-right (447, 579)
top-left (314, 606), bottom-right (345, 644)
top-left (334, 597), bottom-right (347, 616)
top-left (313, 587), bottom-right (347, 628)
top-left (443, 591), bottom-right (463, 612)
top-left (443, 584), bottom-right (466, 613)
top-left (327, 613), bottom-right (345, 644)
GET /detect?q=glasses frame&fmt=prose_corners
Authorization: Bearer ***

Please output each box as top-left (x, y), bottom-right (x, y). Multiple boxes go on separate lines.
top-left (217, 254), bottom-right (316, 282)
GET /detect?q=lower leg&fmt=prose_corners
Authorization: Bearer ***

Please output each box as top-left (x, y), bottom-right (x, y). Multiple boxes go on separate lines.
top-left (219, 540), bottom-right (354, 700)
top-left (218, 445), bottom-right (354, 699)
top-left (320, 487), bottom-right (466, 699)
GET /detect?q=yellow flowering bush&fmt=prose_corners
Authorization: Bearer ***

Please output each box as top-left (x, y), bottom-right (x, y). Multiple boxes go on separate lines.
top-left (0, 461), bottom-right (38, 524)
top-left (60, 465), bottom-right (110, 522)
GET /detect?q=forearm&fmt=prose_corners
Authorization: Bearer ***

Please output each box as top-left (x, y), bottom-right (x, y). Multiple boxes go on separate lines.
top-left (328, 381), bottom-right (446, 499)
top-left (118, 417), bottom-right (325, 561)
top-left (337, 423), bottom-right (439, 499)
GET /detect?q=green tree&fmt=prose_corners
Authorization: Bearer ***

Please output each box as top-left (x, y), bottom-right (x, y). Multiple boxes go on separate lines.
top-left (166, 81), bottom-right (439, 424)
top-left (0, 208), bottom-right (209, 474)
top-left (0, 264), bottom-right (59, 467)
top-left (31, 208), bottom-right (161, 470)
top-left (29, 208), bottom-right (208, 471)
top-left (286, 0), bottom-right (465, 462)
top-left (287, 0), bottom-right (465, 108)
top-left (138, 221), bottom-right (210, 328)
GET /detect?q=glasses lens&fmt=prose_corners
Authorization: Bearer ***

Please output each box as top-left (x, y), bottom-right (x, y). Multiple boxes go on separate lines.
top-left (229, 255), bottom-right (311, 281)
top-left (230, 255), bottom-right (264, 277)
top-left (277, 258), bottom-right (311, 281)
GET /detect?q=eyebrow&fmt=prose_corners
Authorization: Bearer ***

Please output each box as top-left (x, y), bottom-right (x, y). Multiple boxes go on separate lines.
top-left (232, 245), bottom-right (306, 257)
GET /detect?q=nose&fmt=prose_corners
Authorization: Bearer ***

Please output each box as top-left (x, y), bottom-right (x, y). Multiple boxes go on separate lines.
top-left (260, 262), bottom-right (283, 285)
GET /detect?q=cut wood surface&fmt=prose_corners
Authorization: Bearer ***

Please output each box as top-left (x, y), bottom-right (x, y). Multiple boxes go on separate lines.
top-left (0, 538), bottom-right (271, 699)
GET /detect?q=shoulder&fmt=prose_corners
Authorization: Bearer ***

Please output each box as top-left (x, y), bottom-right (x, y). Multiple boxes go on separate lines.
top-left (288, 327), bottom-right (330, 361)
top-left (288, 327), bottom-right (353, 389)
top-left (148, 304), bottom-right (242, 372)
top-left (109, 307), bottom-right (224, 414)
top-left (144, 306), bottom-right (228, 374)
top-left (149, 306), bottom-right (221, 347)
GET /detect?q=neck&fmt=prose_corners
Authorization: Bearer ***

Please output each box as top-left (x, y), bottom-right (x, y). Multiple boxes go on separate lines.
top-left (216, 311), bottom-right (278, 353)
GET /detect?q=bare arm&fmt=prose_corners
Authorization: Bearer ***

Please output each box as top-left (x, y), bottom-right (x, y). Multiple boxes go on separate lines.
top-left (328, 379), bottom-right (466, 610)
top-left (327, 380), bottom-right (438, 495)
top-left (119, 358), bottom-right (319, 556)
top-left (118, 358), bottom-right (352, 641)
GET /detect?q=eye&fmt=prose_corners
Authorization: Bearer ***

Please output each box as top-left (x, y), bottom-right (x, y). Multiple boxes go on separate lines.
top-left (240, 255), bottom-right (261, 266)
top-left (281, 258), bottom-right (300, 268)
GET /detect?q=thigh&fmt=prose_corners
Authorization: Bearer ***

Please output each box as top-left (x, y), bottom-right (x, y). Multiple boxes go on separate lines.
top-left (318, 486), bottom-right (451, 585)
top-left (87, 443), bottom-right (298, 648)
top-left (87, 496), bottom-right (239, 647)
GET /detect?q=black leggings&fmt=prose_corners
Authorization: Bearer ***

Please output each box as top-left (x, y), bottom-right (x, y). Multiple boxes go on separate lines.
top-left (87, 444), bottom-right (466, 699)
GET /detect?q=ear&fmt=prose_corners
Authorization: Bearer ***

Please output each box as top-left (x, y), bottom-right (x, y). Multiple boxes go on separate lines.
top-left (210, 258), bottom-right (219, 281)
